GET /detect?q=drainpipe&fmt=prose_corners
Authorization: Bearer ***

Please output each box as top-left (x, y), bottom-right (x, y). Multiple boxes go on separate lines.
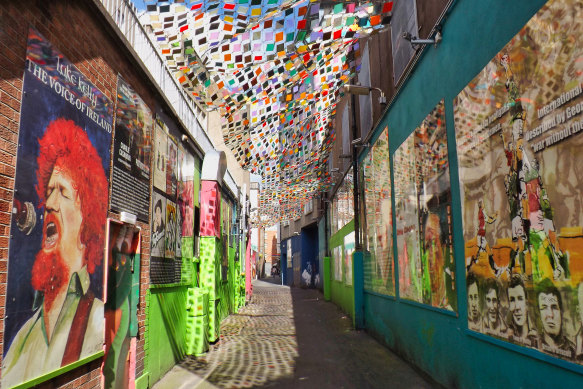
top-left (351, 94), bottom-right (361, 250)
top-left (351, 94), bottom-right (364, 329)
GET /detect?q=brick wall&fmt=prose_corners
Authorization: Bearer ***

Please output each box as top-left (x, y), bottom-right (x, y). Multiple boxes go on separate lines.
top-left (0, 0), bottom-right (162, 386)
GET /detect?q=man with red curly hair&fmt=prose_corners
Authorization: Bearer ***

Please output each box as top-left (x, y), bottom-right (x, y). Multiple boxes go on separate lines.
top-left (3, 118), bottom-right (109, 387)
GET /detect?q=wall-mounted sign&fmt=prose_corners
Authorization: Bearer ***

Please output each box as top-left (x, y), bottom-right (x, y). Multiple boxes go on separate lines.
top-left (110, 75), bottom-right (152, 222)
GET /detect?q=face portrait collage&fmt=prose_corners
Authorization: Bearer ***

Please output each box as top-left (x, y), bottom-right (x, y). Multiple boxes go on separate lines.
top-left (455, 0), bottom-right (583, 363)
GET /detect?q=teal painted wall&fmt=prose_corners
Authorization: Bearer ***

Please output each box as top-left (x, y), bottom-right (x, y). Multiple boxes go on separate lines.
top-left (363, 0), bottom-right (583, 387)
top-left (329, 220), bottom-right (355, 322)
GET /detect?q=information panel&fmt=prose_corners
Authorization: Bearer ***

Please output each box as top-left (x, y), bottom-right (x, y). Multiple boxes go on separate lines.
top-left (111, 75), bottom-right (152, 221)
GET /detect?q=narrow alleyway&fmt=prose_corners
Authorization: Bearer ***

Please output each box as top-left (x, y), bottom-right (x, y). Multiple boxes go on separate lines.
top-left (153, 279), bottom-right (437, 389)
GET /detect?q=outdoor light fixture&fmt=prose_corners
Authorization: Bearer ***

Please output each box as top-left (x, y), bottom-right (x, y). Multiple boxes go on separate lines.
top-left (343, 84), bottom-right (387, 106)
top-left (402, 27), bottom-right (442, 48)
top-left (351, 137), bottom-right (369, 148)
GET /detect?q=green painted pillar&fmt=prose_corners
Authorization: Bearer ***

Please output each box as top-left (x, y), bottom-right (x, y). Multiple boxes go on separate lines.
top-left (323, 257), bottom-right (331, 301)
top-left (353, 251), bottom-right (364, 329)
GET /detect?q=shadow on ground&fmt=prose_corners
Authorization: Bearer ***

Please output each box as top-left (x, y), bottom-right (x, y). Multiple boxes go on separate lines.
top-left (173, 279), bottom-right (438, 389)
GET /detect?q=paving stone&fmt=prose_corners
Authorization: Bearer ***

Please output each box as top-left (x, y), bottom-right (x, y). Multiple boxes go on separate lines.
top-left (155, 279), bottom-right (438, 389)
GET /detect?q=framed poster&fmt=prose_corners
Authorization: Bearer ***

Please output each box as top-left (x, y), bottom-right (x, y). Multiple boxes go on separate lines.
top-left (151, 191), bottom-right (166, 258)
top-left (454, 0), bottom-right (583, 362)
top-left (394, 133), bottom-right (422, 303)
top-left (395, 100), bottom-right (455, 311)
top-left (166, 135), bottom-right (178, 199)
top-left (153, 119), bottom-right (167, 191)
top-left (177, 145), bottom-right (195, 238)
top-left (333, 245), bottom-right (343, 282)
top-left (165, 199), bottom-right (178, 259)
top-left (3, 28), bottom-right (112, 387)
top-left (110, 75), bottom-right (152, 221)
top-left (362, 127), bottom-right (395, 296)
top-left (344, 231), bottom-right (355, 286)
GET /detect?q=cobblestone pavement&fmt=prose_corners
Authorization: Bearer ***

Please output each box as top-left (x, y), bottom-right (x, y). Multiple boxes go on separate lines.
top-left (178, 279), bottom-right (298, 388)
top-left (156, 278), bottom-right (438, 389)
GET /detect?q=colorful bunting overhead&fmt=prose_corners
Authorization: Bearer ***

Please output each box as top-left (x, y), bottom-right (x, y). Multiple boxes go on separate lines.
top-left (141, 0), bottom-right (393, 226)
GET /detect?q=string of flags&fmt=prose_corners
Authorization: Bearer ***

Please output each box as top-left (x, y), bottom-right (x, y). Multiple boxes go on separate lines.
top-left (141, 0), bottom-right (393, 226)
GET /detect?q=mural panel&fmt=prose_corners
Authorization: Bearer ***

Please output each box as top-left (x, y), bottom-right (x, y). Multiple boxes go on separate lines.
top-left (454, 0), bottom-right (583, 361)
top-left (2, 28), bottom-right (112, 387)
top-left (395, 100), bottom-right (455, 311)
top-left (362, 127), bottom-right (395, 295)
top-left (104, 221), bottom-right (141, 389)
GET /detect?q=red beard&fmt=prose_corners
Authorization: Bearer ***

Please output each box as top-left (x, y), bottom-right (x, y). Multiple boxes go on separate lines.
top-left (31, 249), bottom-right (70, 312)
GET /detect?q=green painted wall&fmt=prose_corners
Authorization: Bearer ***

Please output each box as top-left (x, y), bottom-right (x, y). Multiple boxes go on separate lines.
top-left (363, 0), bottom-right (583, 387)
top-left (329, 220), bottom-right (355, 322)
top-left (145, 286), bottom-right (188, 385)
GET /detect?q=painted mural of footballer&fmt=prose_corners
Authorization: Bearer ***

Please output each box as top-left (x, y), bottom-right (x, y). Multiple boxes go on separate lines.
top-left (2, 119), bottom-right (108, 387)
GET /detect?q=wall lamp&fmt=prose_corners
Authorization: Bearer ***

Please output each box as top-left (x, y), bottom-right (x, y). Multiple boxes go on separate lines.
top-left (343, 84), bottom-right (387, 106)
top-left (402, 28), bottom-right (442, 48)
top-left (351, 137), bottom-right (369, 148)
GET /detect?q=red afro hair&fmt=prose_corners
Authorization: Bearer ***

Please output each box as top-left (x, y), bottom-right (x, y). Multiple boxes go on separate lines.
top-left (35, 118), bottom-right (109, 274)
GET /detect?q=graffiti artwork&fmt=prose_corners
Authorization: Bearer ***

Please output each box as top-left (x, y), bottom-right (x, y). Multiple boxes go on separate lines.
top-left (455, 0), bottom-right (583, 362)
top-left (395, 100), bottom-right (455, 311)
top-left (2, 28), bottom-right (112, 387)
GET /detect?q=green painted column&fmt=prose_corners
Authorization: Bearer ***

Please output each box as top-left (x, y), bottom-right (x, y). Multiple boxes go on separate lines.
top-left (323, 257), bottom-right (331, 301)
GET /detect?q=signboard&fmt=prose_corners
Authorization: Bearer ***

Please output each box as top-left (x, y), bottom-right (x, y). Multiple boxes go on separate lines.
top-left (110, 75), bottom-right (152, 221)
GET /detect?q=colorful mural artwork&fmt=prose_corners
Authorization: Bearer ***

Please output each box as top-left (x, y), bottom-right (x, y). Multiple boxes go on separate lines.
top-left (454, 0), bottom-right (583, 362)
top-left (361, 127), bottom-right (394, 296)
top-left (395, 100), bottom-right (455, 311)
top-left (2, 28), bottom-right (112, 388)
top-left (104, 221), bottom-right (141, 389)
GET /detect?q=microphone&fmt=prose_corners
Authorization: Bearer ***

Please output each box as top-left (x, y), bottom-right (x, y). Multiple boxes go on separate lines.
top-left (13, 199), bottom-right (37, 235)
